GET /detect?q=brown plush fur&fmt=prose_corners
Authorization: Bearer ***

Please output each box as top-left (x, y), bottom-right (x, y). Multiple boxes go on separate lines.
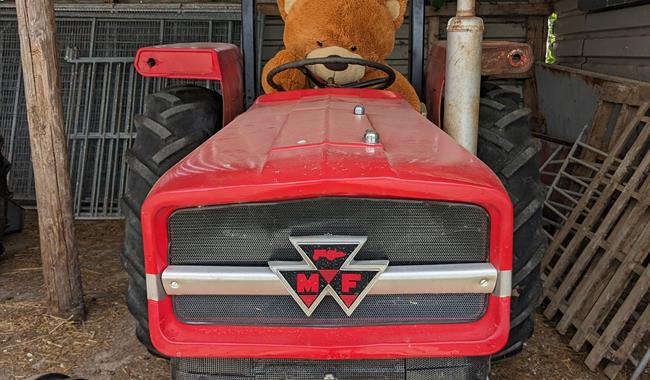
top-left (262, 0), bottom-right (421, 110)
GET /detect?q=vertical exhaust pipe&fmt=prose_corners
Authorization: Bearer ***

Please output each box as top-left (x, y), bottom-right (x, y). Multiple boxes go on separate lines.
top-left (443, 0), bottom-right (484, 154)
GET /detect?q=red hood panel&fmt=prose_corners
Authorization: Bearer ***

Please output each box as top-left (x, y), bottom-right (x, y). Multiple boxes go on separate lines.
top-left (152, 89), bottom-right (503, 195)
top-left (141, 89), bottom-right (514, 358)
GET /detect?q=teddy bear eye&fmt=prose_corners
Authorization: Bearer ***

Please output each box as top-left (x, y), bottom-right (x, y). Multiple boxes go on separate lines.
top-left (350, 46), bottom-right (358, 52)
top-left (317, 41), bottom-right (324, 47)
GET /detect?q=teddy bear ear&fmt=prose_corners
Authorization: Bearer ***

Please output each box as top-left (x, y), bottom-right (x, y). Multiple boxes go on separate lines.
top-left (384, 0), bottom-right (408, 28)
top-left (277, 0), bottom-right (299, 20)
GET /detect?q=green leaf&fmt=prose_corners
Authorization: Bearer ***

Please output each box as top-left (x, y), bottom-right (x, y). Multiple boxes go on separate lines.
top-left (430, 0), bottom-right (446, 11)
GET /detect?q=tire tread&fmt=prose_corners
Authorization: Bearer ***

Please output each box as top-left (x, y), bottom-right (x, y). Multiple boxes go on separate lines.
top-left (477, 83), bottom-right (545, 361)
top-left (121, 86), bottom-right (222, 355)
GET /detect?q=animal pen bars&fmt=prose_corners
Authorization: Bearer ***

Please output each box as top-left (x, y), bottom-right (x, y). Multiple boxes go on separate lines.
top-left (0, 4), bottom-right (243, 218)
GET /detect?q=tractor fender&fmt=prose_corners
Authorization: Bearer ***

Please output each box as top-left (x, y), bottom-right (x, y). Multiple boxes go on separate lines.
top-left (134, 43), bottom-right (244, 126)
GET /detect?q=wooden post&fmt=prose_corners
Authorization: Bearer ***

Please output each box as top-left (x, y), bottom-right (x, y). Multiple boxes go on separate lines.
top-left (15, 0), bottom-right (85, 319)
top-left (427, 16), bottom-right (440, 57)
top-left (524, 14), bottom-right (548, 133)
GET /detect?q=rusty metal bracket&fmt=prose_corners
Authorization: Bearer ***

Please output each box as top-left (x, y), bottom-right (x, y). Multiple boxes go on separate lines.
top-left (481, 40), bottom-right (534, 77)
top-left (425, 40), bottom-right (534, 126)
top-left (429, 40), bottom-right (534, 78)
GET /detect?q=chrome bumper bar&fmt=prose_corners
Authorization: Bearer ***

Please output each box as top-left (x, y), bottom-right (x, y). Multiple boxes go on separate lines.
top-left (147, 263), bottom-right (511, 301)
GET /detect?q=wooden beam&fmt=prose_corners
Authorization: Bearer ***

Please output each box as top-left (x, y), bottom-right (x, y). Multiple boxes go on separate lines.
top-left (44, 0), bottom-right (554, 16)
top-left (427, 16), bottom-right (440, 56)
top-left (524, 15), bottom-right (548, 132)
top-left (429, 2), bottom-right (554, 16)
top-left (15, 0), bottom-right (85, 320)
top-left (258, 2), bottom-right (554, 17)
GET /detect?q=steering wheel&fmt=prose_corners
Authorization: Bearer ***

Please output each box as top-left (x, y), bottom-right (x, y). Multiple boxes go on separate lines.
top-left (267, 57), bottom-right (396, 92)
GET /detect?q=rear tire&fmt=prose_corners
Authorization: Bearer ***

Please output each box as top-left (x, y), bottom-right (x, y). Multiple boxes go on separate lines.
top-left (121, 86), bottom-right (222, 355)
top-left (476, 83), bottom-right (545, 360)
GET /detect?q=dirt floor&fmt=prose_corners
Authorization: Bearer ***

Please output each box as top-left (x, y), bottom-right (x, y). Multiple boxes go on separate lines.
top-left (0, 211), bottom-right (634, 379)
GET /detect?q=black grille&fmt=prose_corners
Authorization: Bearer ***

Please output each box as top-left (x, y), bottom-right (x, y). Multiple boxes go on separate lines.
top-left (173, 294), bottom-right (488, 326)
top-left (168, 197), bottom-right (489, 266)
top-left (168, 197), bottom-right (490, 327)
top-left (171, 357), bottom-right (490, 380)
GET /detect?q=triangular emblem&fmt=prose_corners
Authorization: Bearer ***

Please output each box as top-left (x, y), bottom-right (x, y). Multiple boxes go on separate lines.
top-left (269, 236), bottom-right (388, 317)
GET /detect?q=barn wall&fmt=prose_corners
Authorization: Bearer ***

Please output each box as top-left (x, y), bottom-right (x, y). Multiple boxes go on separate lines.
top-left (261, 16), bottom-right (415, 76)
top-left (259, 1), bottom-right (551, 130)
top-left (261, 13), bottom-right (531, 77)
top-left (1, 1), bottom-right (553, 218)
top-left (553, 0), bottom-right (650, 82)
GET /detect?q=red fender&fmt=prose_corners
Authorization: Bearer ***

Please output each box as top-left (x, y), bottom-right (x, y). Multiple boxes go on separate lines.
top-left (135, 43), bottom-right (244, 126)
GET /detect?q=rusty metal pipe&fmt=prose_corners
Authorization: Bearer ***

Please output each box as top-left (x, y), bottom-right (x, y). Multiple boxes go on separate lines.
top-left (456, 0), bottom-right (476, 16)
top-left (443, 0), bottom-right (483, 154)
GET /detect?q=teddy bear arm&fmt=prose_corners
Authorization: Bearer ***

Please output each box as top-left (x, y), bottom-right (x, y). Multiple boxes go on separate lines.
top-left (262, 50), bottom-right (310, 94)
top-left (388, 70), bottom-right (421, 111)
top-left (362, 68), bottom-right (421, 111)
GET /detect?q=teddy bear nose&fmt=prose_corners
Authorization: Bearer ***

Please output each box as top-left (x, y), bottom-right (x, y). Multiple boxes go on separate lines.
top-left (324, 55), bottom-right (349, 72)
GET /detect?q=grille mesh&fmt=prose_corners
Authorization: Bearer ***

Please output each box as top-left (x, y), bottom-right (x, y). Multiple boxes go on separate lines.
top-left (173, 294), bottom-right (488, 326)
top-left (171, 357), bottom-right (490, 380)
top-left (168, 198), bottom-right (490, 266)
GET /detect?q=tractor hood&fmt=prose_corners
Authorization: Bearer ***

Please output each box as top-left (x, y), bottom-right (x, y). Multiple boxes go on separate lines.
top-left (140, 82), bottom-right (515, 361)
top-left (147, 88), bottom-right (506, 206)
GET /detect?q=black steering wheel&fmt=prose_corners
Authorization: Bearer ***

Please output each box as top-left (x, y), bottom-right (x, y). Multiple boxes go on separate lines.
top-left (267, 56), bottom-right (396, 92)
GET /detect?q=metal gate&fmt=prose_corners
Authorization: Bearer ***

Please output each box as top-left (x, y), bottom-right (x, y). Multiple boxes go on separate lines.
top-left (63, 55), bottom-right (219, 218)
top-left (0, 4), bottom-right (242, 218)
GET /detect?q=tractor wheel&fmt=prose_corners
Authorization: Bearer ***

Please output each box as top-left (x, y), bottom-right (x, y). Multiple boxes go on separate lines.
top-left (477, 83), bottom-right (545, 360)
top-left (121, 86), bottom-right (222, 355)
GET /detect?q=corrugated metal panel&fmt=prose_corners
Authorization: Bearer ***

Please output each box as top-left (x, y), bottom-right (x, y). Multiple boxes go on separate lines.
top-left (553, 1), bottom-right (650, 82)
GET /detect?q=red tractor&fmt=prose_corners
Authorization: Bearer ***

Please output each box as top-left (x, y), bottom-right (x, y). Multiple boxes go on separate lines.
top-left (122, 0), bottom-right (544, 378)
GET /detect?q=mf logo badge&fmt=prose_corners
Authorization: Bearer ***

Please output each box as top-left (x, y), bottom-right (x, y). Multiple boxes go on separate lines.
top-left (269, 236), bottom-right (388, 316)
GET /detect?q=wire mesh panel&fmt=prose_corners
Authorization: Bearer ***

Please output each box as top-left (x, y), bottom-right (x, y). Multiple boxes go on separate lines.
top-left (0, 4), bottom-right (241, 218)
top-left (0, 17), bottom-right (30, 202)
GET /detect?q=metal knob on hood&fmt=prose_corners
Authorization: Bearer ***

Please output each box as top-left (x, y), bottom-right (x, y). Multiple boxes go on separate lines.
top-left (364, 129), bottom-right (380, 144)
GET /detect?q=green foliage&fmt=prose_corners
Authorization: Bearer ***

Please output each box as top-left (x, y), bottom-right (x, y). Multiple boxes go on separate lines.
top-left (430, 0), bottom-right (446, 11)
top-left (546, 12), bottom-right (558, 64)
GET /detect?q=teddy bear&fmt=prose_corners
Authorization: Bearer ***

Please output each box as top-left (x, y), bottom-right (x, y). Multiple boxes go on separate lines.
top-left (261, 0), bottom-right (421, 111)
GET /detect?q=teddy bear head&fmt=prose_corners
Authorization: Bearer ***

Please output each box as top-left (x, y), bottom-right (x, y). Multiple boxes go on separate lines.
top-left (277, 0), bottom-right (407, 85)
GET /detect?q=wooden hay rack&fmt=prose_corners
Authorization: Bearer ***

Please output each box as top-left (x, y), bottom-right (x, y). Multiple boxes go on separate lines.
top-left (542, 81), bottom-right (650, 379)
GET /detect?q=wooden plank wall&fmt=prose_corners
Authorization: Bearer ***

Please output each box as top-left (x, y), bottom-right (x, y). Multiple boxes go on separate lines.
top-left (261, 16), bottom-right (418, 75)
top-left (260, 2), bottom-right (546, 77)
top-left (260, 1), bottom-right (551, 130)
top-left (553, 0), bottom-right (650, 82)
